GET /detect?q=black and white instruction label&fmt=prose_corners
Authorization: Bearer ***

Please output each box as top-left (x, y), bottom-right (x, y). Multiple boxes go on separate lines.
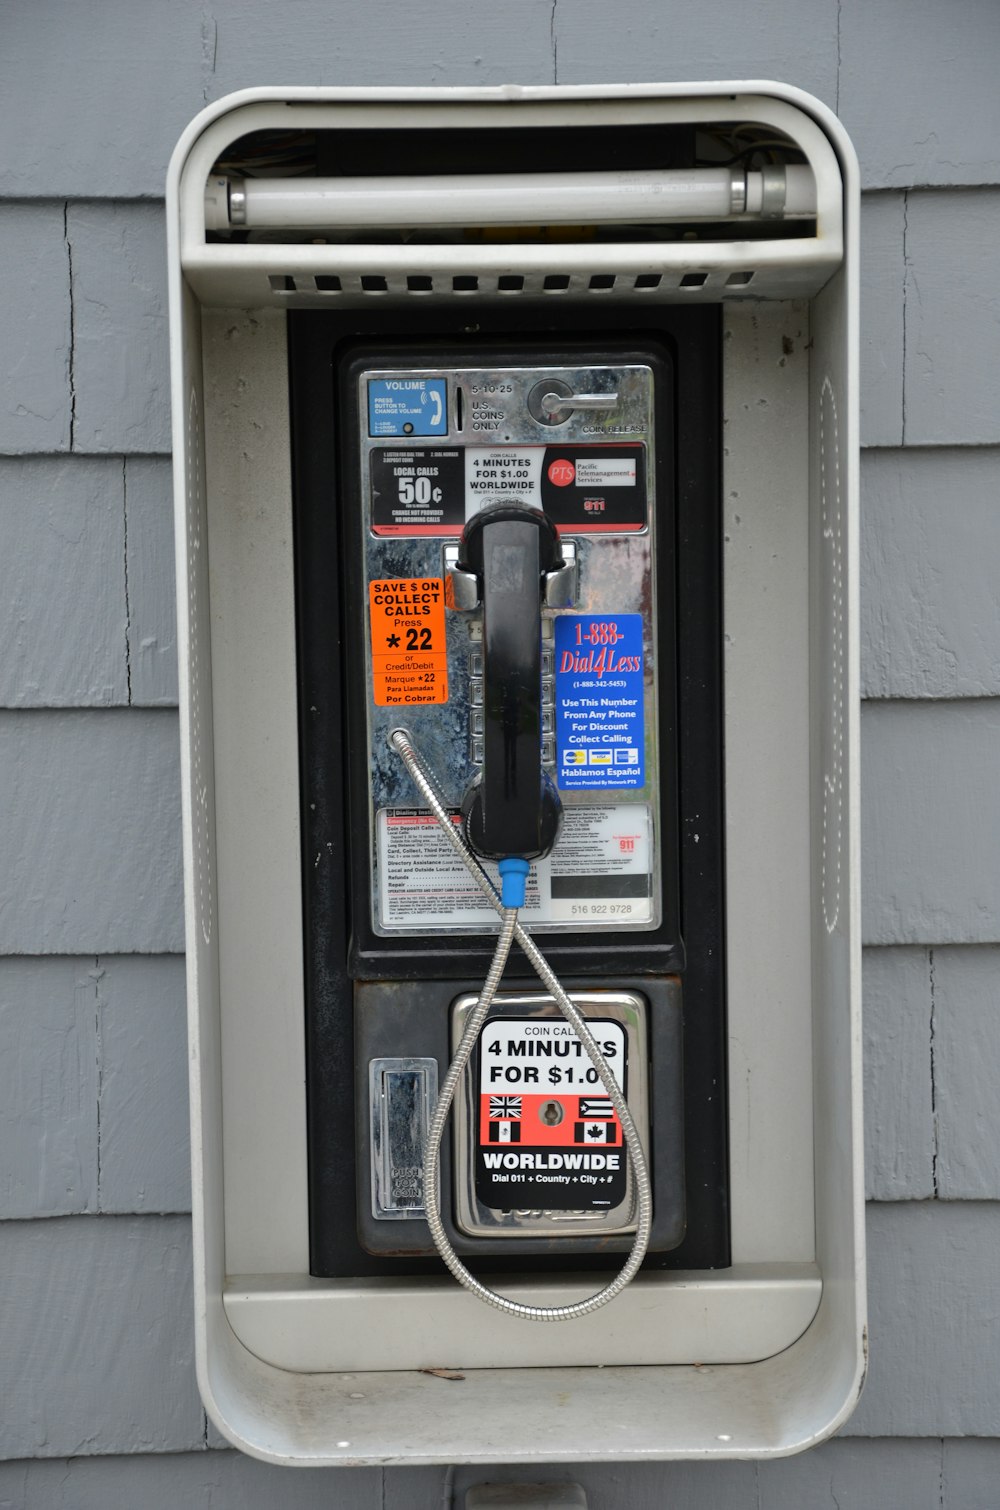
top-left (376, 804), bottom-right (654, 930)
top-left (370, 448), bottom-right (465, 534)
top-left (369, 443), bottom-right (646, 535)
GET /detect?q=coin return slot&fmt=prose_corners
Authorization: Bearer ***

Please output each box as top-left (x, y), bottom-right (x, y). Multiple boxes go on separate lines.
top-left (369, 1058), bottom-right (438, 1221)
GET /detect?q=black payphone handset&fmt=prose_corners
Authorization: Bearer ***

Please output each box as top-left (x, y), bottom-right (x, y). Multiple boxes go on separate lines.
top-left (292, 325), bottom-right (728, 1303)
top-left (457, 503), bottom-right (562, 866)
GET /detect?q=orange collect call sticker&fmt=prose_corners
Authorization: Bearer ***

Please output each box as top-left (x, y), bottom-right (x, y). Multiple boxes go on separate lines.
top-left (369, 577), bottom-right (449, 707)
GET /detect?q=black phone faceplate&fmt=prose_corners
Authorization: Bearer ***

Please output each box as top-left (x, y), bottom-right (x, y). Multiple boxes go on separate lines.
top-left (289, 303), bottom-right (728, 1278)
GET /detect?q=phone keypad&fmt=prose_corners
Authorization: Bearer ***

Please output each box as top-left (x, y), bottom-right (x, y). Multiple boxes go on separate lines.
top-left (467, 636), bottom-right (558, 768)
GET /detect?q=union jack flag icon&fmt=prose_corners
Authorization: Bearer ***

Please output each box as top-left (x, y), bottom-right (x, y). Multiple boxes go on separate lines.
top-left (489, 1095), bottom-right (522, 1119)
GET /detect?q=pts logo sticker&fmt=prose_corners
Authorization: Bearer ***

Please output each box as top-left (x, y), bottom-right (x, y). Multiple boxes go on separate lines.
top-left (547, 458), bottom-right (576, 487)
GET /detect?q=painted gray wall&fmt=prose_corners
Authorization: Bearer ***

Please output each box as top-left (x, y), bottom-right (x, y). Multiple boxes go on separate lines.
top-left (1, 0), bottom-right (998, 1502)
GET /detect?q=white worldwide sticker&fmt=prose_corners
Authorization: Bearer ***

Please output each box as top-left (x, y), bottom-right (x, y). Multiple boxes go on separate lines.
top-left (464, 449), bottom-right (543, 514)
top-left (479, 1018), bottom-right (626, 1094)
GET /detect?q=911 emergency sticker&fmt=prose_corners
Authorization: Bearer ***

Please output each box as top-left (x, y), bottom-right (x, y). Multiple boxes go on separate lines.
top-left (475, 1017), bottom-right (627, 1211)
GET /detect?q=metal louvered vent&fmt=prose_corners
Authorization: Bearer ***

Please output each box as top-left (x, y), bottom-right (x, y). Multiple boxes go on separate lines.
top-left (265, 269), bottom-right (756, 301)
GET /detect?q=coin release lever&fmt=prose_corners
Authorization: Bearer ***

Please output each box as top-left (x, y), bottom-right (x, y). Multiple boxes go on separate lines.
top-left (527, 378), bottom-right (620, 425)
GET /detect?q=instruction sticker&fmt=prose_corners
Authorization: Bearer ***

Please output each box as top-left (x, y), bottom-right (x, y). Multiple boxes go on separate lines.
top-left (369, 577), bottom-right (448, 706)
top-left (554, 614), bottom-right (645, 789)
top-left (370, 448), bottom-right (465, 535)
top-left (475, 1017), bottom-right (627, 1211)
top-left (465, 443), bottom-right (646, 532)
top-left (367, 378), bottom-right (447, 437)
top-left (539, 444), bottom-right (646, 531)
top-left (366, 443), bottom-right (646, 536)
top-left (376, 804), bottom-right (653, 928)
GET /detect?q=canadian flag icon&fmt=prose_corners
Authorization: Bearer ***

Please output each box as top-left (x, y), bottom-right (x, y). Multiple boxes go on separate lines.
top-left (574, 1121), bottom-right (617, 1144)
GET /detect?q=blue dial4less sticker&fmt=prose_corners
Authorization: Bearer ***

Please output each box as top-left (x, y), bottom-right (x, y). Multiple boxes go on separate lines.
top-left (554, 614), bottom-right (645, 790)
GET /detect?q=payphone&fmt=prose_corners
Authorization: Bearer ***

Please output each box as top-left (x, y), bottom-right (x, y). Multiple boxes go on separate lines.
top-left (352, 348), bottom-right (671, 1311)
top-left (291, 319), bottom-right (728, 1298)
top-left (169, 81), bottom-right (862, 1464)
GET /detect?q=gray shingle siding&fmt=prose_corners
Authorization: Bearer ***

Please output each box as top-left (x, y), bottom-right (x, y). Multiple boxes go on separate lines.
top-left (2, 2), bottom-right (997, 1500)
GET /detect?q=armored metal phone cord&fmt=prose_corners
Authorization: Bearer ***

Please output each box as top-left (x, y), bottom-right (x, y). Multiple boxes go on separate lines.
top-left (390, 728), bottom-right (653, 1321)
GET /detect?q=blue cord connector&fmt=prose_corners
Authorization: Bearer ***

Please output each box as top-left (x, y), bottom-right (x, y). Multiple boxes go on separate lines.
top-left (497, 856), bottom-right (530, 909)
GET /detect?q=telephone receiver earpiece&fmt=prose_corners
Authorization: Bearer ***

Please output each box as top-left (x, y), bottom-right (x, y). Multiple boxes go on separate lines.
top-left (457, 503), bottom-right (563, 862)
